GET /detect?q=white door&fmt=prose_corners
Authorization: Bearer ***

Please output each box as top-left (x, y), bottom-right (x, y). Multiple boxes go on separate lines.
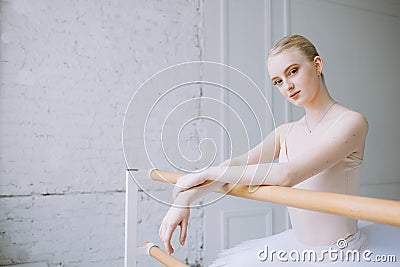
top-left (202, 1), bottom-right (288, 265)
top-left (202, 0), bottom-right (400, 265)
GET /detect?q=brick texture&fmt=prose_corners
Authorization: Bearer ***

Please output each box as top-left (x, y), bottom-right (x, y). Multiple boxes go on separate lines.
top-left (0, 0), bottom-right (205, 266)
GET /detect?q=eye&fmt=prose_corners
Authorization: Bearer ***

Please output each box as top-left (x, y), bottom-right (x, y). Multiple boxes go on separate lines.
top-left (288, 68), bottom-right (298, 76)
top-left (273, 79), bottom-right (282, 87)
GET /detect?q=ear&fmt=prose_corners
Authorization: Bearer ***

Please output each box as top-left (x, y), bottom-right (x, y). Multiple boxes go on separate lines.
top-left (313, 56), bottom-right (324, 76)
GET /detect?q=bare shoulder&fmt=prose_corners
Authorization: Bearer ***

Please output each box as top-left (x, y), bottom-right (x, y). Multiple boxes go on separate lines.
top-left (341, 110), bottom-right (369, 133)
top-left (336, 110), bottom-right (369, 136)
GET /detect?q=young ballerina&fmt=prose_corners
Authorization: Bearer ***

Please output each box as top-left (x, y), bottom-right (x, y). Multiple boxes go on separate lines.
top-left (159, 35), bottom-right (371, 265)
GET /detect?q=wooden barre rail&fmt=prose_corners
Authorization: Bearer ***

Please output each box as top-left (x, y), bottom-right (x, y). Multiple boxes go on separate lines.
top-left (148, 169), bottom-right (400, 227)
top-left (141, 242), bottom-right (189, 267)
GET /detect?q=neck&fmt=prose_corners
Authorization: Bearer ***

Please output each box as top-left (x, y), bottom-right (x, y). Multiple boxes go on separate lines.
top-left (304, 83), bottom-right (335, 123)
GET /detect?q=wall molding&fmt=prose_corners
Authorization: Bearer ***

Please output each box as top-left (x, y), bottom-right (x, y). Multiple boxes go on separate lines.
top-left (323, 0), bottom-right (400, 19)
top-left (283, 0), bottom-right (292, 123)
top-left (222, 208), bottom-right (273, 249)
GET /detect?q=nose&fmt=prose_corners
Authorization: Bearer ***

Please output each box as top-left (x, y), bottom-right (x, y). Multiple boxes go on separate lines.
top-left (284, 80), bottom-right (295, 91)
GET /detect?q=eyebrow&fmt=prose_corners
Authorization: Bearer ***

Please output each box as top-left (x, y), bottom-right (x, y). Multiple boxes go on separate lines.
top-left (271, 63), bottom-right (298, 81)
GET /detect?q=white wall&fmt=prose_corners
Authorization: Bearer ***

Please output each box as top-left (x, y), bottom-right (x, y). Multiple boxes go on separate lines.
top-left (284, 0), bottom-right (400, 199)
top-left (0, 0), bottom-right (204, 266)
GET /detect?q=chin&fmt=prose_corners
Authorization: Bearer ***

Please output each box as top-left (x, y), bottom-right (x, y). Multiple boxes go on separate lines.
top-left (289, 98), bottom-right (306, 107)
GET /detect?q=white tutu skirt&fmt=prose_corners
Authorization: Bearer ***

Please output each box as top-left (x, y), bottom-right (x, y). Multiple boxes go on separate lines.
top-left (209, 222), bottom-right (399, 266)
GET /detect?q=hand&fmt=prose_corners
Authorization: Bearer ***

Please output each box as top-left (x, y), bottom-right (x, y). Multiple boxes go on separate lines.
top-left (173, 172), bottom-right (207, 200)
top-left (159, 205), bottom-right (190, 255)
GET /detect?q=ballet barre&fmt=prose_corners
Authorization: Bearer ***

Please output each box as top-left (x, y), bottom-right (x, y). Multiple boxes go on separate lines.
top-left (125, 168), bottom-right (400, 267)
top-left (150, 169), bottom-right (400, 227)
top-left (141, 242), bottom-right (189, 267)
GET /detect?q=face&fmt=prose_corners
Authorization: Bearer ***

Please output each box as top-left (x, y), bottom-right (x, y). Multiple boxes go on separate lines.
top-left (267, 48), bottom-right (322, 106)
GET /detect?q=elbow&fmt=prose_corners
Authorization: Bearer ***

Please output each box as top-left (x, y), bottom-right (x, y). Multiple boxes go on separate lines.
top-left (261, 163), bottom-right (297, 187)
top-left (280, 164), bottom-right (296, 187)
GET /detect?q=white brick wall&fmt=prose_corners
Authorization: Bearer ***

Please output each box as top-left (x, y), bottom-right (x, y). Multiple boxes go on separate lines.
top-left (0, 0), bottom-right (205, 266)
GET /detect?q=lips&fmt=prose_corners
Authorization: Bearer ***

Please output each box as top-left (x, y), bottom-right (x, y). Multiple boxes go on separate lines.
top-left (290, 91), bottom-right (300, 98)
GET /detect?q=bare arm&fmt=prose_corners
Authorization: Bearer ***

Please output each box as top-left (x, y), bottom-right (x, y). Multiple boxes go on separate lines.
top-left (159, 129), bottom-right (281, 254)
top-left (177, 112), bottom-right (368, 189)
top-left (171, 126), bottom-right (283, 202)
top-left (227, 126), bottom-right (281, 166)
top-left (159, 161), bottom-right (232, 254)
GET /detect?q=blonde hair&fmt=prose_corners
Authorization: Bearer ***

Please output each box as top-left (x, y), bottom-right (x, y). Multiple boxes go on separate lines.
top-left (268, 34), bottom-right (325, 80)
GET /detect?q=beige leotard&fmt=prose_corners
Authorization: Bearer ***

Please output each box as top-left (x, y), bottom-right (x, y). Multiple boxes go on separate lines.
top-left (279, 113), bottom-right (364, 246)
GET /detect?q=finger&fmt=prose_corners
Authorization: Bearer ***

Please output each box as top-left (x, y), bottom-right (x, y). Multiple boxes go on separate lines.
top-left (159, 225), bottom-right (167, 249)
top-left (164, 241), bottom-right (174, 255)
top-left (159, 223), bottom-right (165, 238)
top-left (179, 219), bottom-right (188, 246)
top-left (164, 225), bottom-right (176, 254)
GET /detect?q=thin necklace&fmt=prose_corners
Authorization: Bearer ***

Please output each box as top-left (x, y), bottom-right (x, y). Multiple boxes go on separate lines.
top-left (304, 102), bottom-right (337, 133)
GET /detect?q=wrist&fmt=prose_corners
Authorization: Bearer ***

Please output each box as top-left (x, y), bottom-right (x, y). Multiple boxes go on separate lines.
top-left (204, 167), bottom-right (215, 181)
top-left (174, 191), bottom-right (191, 206)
